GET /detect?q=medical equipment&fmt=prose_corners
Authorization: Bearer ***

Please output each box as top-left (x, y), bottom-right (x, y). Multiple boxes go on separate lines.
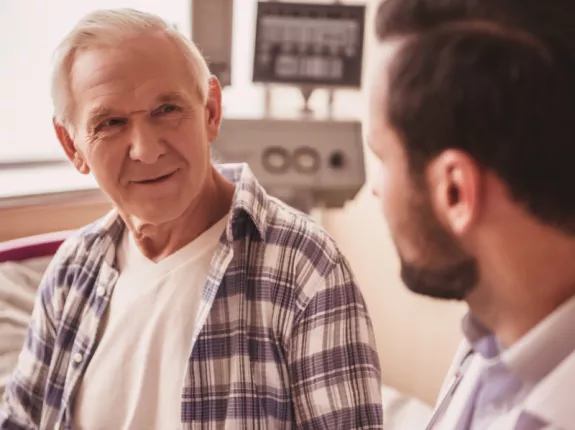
top-left (216, 115), bottom-right (365, 214)
top-left (252, 2), bottom-right (365, 88)
top-left (191, 0), bottom-right (367, 213)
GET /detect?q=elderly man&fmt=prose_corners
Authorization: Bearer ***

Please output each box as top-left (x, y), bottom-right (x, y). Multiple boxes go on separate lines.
top-left (0, 9), bottom-right (383, 430)
top-left (366, 0), bottom-right (575, 429)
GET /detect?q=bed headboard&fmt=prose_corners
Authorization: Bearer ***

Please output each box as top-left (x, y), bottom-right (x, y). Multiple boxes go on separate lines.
top-left (0, 231), bottom-right (72, 263)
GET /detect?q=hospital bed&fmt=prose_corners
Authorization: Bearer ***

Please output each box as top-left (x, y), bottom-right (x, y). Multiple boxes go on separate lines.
top-left (0, 232), bottom-right (432, 428)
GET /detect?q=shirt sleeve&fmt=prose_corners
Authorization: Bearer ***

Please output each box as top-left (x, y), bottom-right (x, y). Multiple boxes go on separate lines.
top-left (288, 254), bottom-right (384, 429)
top-left (1, 253), bottom-right (65, 430)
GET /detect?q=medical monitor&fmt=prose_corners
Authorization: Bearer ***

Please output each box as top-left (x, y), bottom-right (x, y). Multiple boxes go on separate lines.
top-left (252, 1), bottom-right (366, 87)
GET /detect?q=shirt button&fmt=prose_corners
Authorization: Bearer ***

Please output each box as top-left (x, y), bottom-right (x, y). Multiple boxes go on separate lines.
top-left (96, 286), bottom-right (106, 297)
top-left (73, 353), bottom-right (83, 364)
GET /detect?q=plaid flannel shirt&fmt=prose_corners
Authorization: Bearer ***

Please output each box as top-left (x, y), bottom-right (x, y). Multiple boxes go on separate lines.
top-left (1, 163), bottom-right (383, 430)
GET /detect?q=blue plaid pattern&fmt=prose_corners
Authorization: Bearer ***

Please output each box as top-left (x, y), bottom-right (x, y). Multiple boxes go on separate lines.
top-left (1, 163), bottom-right (383, 429)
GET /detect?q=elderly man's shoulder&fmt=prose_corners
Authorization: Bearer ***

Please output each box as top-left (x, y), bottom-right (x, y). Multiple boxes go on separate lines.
top-left (47, 213), bottom-right (120, 271)
top-left (261, 196), bottom-right (347, 278)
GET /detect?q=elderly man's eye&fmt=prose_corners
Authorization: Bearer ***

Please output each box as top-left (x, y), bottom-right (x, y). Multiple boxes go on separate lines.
top-left (155, 104), bottom-right (180, 115)
top-left (96, 117), bottom-right (127, 131)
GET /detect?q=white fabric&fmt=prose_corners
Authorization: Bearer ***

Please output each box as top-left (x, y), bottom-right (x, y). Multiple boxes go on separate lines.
top-left (522, 349), bottom-right (575, 430)
top-left (433, 350), bottom-right (575, 430)
top-left (381, 385), bottom-right (432, 429)
top-left (73, 215), bottom-right (227, 430)
top-left (432, 296), bottom-right (575, 430)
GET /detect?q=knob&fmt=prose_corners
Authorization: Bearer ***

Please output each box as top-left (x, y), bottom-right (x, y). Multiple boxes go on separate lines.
top-left (329, 151), bottom-right (345, 169)
top-left (293, 147), bottom-right (320, 174)
top-left (262, 147), bottom-right (290, 173)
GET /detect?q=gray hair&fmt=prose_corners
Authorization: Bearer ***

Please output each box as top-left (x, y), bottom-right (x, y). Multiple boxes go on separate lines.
top-left (51, 8), bottom-right (211, 131)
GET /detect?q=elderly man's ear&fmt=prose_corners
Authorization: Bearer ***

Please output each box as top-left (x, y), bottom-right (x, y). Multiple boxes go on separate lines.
top-left (205, 75), bottom-right (223, 142)
top-left (53, 118), bottom-right (90, 175)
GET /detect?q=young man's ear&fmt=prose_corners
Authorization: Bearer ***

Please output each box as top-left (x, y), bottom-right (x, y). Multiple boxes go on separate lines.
top-left (53, 118), bottom-right (90, 174)
top-left (427, 149), bottom-right (480, 236)
top-left (205, 75), bottom-right (223, 142)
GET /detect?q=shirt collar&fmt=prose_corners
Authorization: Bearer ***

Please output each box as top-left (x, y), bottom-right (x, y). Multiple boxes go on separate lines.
top-left (461, 313), bottom-right (501, 360)
top-left (217, 163), bottom-right (269, 242)
top-left (462, 294), bottom-right (575, 385)
top-left (503, 294), bottom-right (575, 384)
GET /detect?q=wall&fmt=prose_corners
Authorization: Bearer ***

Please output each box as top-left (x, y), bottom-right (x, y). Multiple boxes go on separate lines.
top-left (0, 199), bottom-right (112, 242)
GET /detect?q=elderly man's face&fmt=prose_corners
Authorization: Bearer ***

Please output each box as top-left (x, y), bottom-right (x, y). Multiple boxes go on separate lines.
top-left (56, 32), bottom-right (221, 226)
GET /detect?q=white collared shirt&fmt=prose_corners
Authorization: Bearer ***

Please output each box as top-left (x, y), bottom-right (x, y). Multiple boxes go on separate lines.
top-left (430, 295), bottom-right (575, 430)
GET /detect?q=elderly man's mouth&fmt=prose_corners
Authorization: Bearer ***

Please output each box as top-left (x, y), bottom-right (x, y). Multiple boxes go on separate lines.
top-left (134, 171), bottom-right (177, 185)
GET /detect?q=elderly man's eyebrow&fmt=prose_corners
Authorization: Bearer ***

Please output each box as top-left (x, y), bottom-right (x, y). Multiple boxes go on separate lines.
top-left (86, 92), bottom-right (193, 127)
top-left (156, 91), bottom-right (192, 104)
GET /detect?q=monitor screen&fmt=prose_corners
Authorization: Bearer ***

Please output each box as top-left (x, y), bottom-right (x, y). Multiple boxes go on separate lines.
top-left (253, 1), bottom-right (366, 87)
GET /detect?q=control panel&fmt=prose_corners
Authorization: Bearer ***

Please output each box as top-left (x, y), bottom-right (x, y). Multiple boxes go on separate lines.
top-left (212, 117), bottom-right (365, 212)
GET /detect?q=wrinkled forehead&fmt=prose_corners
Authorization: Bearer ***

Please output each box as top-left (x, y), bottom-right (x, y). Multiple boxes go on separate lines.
top-left (76, 36), bottom-right (181, 81)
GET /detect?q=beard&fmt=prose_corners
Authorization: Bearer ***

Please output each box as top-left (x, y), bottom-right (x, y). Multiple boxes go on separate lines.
top-left (400, 259), bottom-right (478, 300)
top-left (397, 182), bottom-right (479, 300)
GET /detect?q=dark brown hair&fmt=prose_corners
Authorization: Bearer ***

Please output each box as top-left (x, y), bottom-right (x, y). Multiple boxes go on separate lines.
top-left (375, 0), bottom-right (575, 233)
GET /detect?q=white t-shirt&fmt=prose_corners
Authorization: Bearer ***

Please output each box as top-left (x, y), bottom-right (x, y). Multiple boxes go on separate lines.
top-left (73, 215), bottom-right (228, 430)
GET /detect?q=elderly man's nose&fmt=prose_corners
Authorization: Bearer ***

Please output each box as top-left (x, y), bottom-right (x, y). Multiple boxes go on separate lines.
top-left (129, 125), bottom-right (166, 164)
